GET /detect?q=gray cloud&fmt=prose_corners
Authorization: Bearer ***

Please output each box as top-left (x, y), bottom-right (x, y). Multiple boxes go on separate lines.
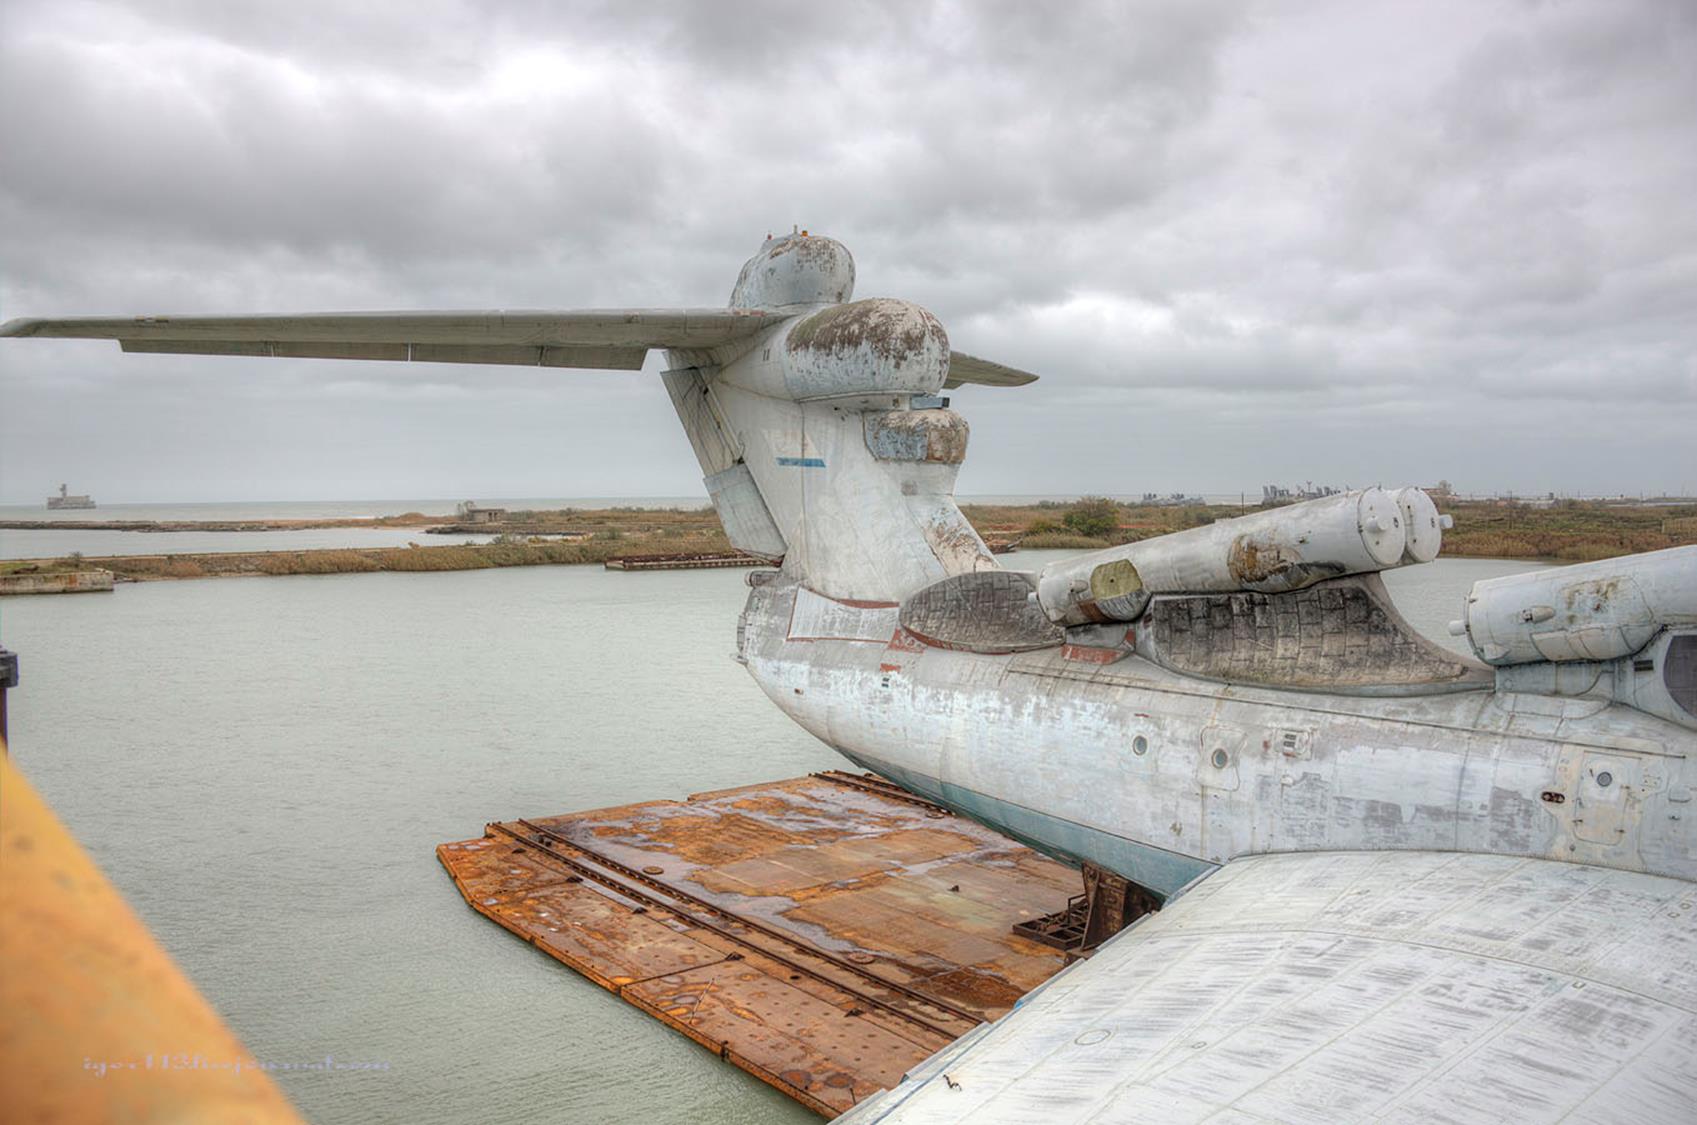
top-left (1, 0), bottom-right (1693, 503)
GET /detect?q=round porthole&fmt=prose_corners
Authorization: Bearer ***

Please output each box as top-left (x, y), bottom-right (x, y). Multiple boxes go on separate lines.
top-left (1211, 748), bottom-right (1230, 769)
top-left (1074, 1028), bottom-right (1112, 1046)
top-left (1132, 735), bottom-right (1148, 756)
top-left (1596, 770), bottom-right (1614, 788)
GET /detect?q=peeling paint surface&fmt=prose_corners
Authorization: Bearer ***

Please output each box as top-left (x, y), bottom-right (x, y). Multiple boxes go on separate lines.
top-left (782, 299), bottom-right (949, 401)
top-left (739, 578), bottom-right (1697, 893)
top-left (863, 409), bottom-right (969, 464)
top-left (1144, 574), bottom-right (1490, 690)
top-left (839, 851), bottom-right (1697, 1124)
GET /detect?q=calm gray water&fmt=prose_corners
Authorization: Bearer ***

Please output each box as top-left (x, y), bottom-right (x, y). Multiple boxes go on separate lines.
top-left (0, 526), bottom-right (504, 560)
top-left (0, 554), bottom-right (1543, 1123)
top-left (0, 497), bottom-right (711, 521)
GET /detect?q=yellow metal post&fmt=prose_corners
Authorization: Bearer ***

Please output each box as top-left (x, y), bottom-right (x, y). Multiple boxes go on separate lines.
top-left (1, 748), bottom-right (304, 1123)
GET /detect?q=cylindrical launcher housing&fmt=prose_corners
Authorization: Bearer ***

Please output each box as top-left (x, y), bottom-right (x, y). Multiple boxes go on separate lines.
top-left (1450, 545), bottom-right (1697, 665)
top-left (1035, 488), bottom-right (1422, 627)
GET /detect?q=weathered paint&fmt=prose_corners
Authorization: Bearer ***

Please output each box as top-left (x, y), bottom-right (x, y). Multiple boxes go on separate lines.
top-left (9, 233), bottom-right (1694, 1118)
top-left (1139, 574), bottom-right (1492, 693)
top-left (863, 409), bottom-right (969, 464)
top-left (737, 579), bottom-right (1696, 891)
top-left (1456, 544), bottom-right (1697, 665)
top-left (730, 232), bottom-right (856, 310)
top-left (1035, 489), bottom-right (1413, 626)
top-left (841, 851), bottom-right (1697, 1124)
top-left (898, 570), bottom-right (1063, 654)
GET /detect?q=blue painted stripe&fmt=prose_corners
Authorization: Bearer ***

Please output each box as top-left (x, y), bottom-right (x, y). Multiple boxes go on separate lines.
top-left (775, 456), bottom-right (826, 468)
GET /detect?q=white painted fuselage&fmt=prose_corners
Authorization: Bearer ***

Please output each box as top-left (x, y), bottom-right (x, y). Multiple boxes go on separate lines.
top-left (734, 578), bottom-right (1696, 897)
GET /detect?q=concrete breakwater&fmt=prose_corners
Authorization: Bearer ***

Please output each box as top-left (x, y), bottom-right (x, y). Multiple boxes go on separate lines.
top-left (0, 569), bottom-right (114, 595)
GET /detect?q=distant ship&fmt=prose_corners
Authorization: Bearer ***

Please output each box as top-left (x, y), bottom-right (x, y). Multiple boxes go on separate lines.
top-left (46, 483), bottom-right (95, 510)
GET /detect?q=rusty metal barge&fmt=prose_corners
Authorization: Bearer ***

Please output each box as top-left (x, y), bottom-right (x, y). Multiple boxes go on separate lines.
top-left (438, 771), bottom-right (1106, 1117)
top-left (603, 551), bottom-right (773, 571)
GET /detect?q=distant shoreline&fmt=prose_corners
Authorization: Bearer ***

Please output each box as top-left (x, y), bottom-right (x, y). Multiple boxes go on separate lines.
top-left (3, 498), bottom-right (1690, 583)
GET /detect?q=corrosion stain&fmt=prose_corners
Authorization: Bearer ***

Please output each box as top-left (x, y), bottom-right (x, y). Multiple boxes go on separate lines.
top-left (437, 771), bottom-right (1079, 1117)
top-left (1227, 535), bottom-right (1295, 585)
top-left (786, 299), bottom-right (943, 365)
top-left (1226, 535), bottom-right (1347, 593)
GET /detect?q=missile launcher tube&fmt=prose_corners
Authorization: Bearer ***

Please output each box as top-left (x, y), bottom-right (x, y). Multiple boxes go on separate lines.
top-left (1450, 545), bottom-right (1697, 666)
top-left (1035, 489), bottom-right (1418, 627)
top-left (1395, 486), bottom-right (1451, 565)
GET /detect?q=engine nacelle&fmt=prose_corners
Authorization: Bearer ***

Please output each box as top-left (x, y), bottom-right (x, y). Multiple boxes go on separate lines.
top-left (720, 297), bottom-right (950, 404)
top-left (1036, 488), bottom-right (1423, 627)
top-left (1449, 545), bottom-right (1697, 665)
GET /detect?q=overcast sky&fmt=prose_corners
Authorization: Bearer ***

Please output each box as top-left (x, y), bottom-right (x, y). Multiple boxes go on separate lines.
top-left (1, 0), bottom-right (1693, 504)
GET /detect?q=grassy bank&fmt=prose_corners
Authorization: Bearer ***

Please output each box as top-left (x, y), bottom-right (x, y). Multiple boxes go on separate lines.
top-left (53, 531), bottom-right (736, 582)
top-left (12, 498), bottom-right (1691, 583)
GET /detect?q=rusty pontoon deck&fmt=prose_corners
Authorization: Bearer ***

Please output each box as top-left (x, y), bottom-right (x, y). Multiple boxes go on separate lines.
top-left (438, 771), bottom-right (1079, 1117)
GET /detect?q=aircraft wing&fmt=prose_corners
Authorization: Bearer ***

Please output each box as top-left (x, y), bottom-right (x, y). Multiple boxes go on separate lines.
top-left (0, 311), bottom-right (1042, 386)
top-left (841, 850), bottom-right (1697, 1123)
top-left (944, 350), bottom-right (1039, 388)
top-left (0, 309), bottom-right (780, 370)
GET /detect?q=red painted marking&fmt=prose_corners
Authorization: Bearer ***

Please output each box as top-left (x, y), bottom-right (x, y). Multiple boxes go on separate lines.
top-left (1062, 644), bottom-right (1125, 665)
top-left (879, 663), bottom-right (902, 673)
top-left (886, 629), bottom-right (927, 654)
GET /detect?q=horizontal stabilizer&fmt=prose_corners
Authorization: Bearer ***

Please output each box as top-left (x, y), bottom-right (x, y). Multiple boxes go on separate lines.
top-left (946, 350), bottom-right (1039, 388)
top-left (3, 309), bottom-right (1041, 386)
top-left (0, 309), bottom-right (777, 371)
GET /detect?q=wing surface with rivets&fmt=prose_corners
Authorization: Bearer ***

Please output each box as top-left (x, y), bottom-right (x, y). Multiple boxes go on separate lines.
top-left (842, 850), bottom-right (1697, 1124)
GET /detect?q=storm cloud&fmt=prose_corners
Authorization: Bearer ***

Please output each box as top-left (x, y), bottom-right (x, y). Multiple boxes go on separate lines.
top-left (1, 0), bottom-right (1692, 502)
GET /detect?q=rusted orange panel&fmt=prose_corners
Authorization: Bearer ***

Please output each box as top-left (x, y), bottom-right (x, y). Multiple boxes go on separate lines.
top-left (438, 771), bottom-right (1079, 1117)
top-left (0, 749), bottom-right (303, 1124)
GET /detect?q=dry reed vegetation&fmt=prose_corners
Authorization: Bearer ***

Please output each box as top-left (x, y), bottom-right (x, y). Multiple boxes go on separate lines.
top-left (90, 530), bottom-right (736, 582)
top-left (970, 498), bottom-right (1695, 561)
top-left (33, 498), bottom-right (1693, 583)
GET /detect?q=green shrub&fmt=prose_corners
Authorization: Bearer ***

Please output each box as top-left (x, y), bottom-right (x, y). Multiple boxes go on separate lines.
top-left (1062, 497), bottom-right (1120, 539)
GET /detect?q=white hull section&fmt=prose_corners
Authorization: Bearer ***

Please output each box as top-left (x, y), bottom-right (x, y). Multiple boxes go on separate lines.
top-left (740, 579), bottom-right (1697, 896)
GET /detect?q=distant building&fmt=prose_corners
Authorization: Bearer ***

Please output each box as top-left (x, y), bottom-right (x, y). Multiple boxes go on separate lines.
top-left (1262, 482), bottom-right (1340, 504)
top-left (46, 483), bottom-right (95, 510)
top-left (455, 501), bottom-right (508, 524)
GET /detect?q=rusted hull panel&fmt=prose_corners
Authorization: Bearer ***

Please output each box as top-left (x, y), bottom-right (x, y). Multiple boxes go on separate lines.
top-left (438, 772), bottom-right (1077, 1117)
